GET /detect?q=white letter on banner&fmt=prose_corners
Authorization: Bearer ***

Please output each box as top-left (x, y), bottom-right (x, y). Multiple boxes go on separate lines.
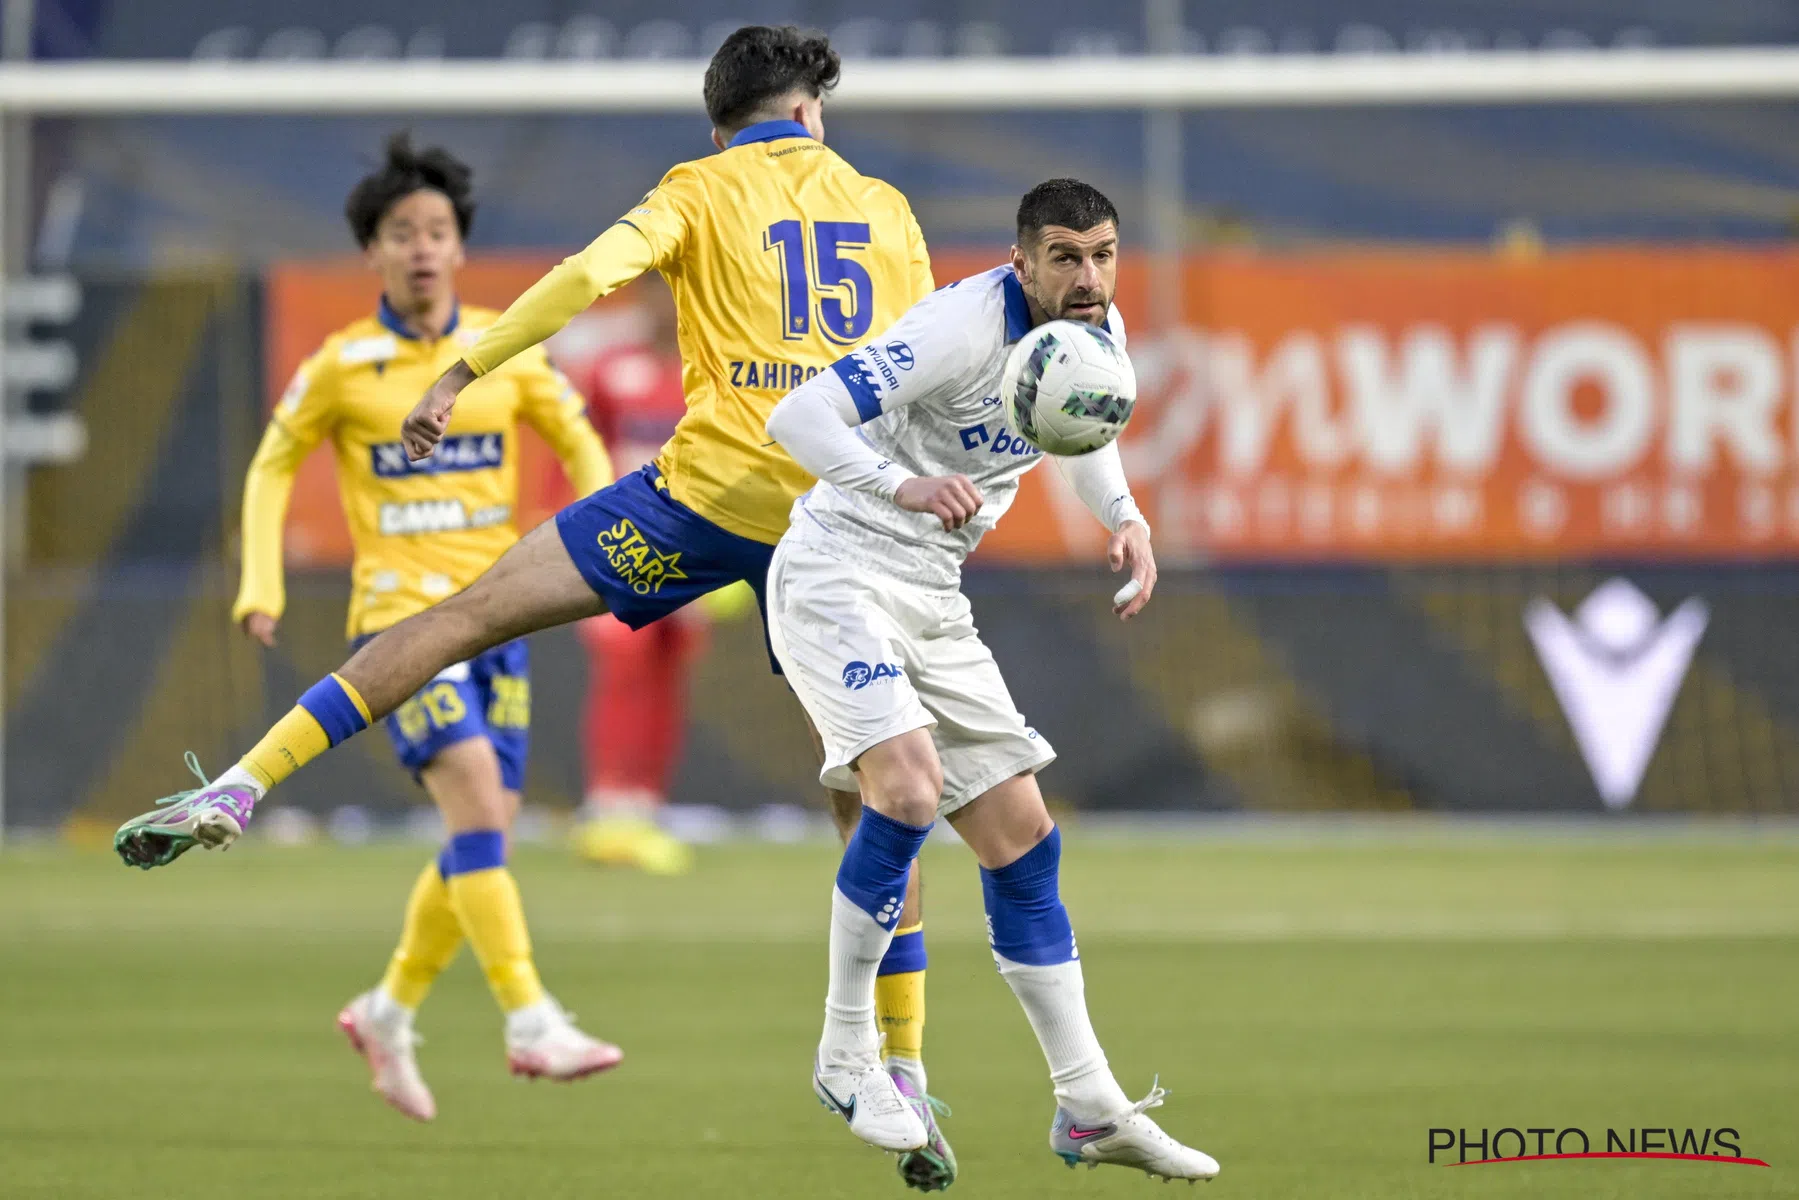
top-left (1205, 331), bottom-right (1345, 476)
top-left (1336, 324), bottom-right (1517, 474)
top-left (1665, 324), bottom-right (1782, 474)
top-left (1520, 323), bottom-right (1655, 479)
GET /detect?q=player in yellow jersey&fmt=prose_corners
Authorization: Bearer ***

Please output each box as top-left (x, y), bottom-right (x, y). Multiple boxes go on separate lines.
top-left (117, 29), bottom-right (956, 1188)
top-left (229, 135), bottom-right (622, 1121)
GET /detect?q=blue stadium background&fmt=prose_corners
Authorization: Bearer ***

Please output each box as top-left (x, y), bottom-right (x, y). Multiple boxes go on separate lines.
top-left (6, 1), bottom-right (1799, 829)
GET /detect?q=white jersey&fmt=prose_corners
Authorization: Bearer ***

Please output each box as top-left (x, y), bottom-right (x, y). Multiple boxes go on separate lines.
top-left (789, 265), bottom-right (1124, 590)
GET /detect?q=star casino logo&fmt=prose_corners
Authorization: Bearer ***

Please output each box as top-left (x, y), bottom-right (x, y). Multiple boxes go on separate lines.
top-left (596, 518), bottom-right (688, 596)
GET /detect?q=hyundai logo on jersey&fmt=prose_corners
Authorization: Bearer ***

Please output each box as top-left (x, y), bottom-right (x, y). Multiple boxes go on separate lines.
top-left (885, 341), bottom-right (915, 369)
top-left (842, 661), bottom-right (905, 690)
top-left (371, 433), bottom-right (505, 478)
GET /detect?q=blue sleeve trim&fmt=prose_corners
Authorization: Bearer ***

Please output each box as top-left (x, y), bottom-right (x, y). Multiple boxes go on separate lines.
top-left (444, 829), bottom-right (507, 876)
top-left (298, 675), bottom-right (369, 747)
top-left (832, 356), bottom-right (884, 423)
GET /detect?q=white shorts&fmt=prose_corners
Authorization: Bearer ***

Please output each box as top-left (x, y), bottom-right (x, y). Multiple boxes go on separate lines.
top-left (767, 537), bottom-right (1056, 817)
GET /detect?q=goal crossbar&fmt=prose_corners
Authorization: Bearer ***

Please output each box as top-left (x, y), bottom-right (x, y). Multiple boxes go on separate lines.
top-left (1, 46), bottom-right (1798, 114)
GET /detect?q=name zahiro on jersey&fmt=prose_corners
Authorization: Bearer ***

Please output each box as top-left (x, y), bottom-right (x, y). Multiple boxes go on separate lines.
top-left (378, 500), bottom-right (513, 537)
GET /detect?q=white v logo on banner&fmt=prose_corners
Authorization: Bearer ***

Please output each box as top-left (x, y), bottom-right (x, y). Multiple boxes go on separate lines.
top-left (1523, 579), bottom-right (1708, 810)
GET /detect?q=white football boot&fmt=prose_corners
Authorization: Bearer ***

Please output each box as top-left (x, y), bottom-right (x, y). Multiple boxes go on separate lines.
top-left (504, 997), bottom-right (624, 1081)
top-left (814, 1046), bottom-right (929, 1153)
top-left (1049, 1081), bottom-right (1220, 1182)
top-left (337, 992), bottom-right (435, 1122)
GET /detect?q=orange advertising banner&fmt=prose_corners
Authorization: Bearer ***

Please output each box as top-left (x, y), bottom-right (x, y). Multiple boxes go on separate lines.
top-left (984, 246), bottom-right (1799, 564)
top-left (268, 246), bottom-right (1799, 567)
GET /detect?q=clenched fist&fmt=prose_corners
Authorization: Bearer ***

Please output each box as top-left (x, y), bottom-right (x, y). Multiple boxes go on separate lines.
top-left (895, 475), bottom-right (984, 532)
top-left (402, 361), bottom-right (476, 461)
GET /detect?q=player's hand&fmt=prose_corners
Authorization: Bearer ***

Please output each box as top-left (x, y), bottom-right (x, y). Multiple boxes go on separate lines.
top-left (895, 475), bottom-right (984, 531)
top-left (241, 612), bottom-right (278, 647)
top-left (402, 361), bottom-right (475, 461)
top-left (1109, 520), bottom-right (1156, 620)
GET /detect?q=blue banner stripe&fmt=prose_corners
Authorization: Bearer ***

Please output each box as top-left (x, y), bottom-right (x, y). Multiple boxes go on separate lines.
top-left (832, 357), bottom-right (883, 423)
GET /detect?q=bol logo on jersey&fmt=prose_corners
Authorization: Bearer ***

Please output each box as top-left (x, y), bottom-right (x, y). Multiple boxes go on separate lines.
top-left (842, 660), bottom-right (906, 690)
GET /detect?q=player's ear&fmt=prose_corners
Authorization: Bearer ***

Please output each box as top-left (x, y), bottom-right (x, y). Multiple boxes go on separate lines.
top-left (1010, 243), bottom-right (1030, 283)
top-left (711, 128), bottom-right (728, 152)
top-left (796, 95), bottom-right (825, 141)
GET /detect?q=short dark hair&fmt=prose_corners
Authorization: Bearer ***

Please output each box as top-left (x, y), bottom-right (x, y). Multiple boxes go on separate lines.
top-left (344, 133), bottom-right (475, 248)
top-left (1016, 179), bottom-right (1120, 248)
top-left (704, 25), bottom-right (840, 133)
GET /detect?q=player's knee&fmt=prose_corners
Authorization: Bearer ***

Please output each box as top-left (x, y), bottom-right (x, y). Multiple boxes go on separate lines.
top-left (423, 739), bottom-right (511, 831)
top-left (857, 737), bottom-right (943, 828)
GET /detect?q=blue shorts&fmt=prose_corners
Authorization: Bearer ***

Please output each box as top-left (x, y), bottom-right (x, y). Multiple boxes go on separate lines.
top-left (556, 464), bottom-right (779, 665)
top-left (356, 636), bottom-right (532, 791)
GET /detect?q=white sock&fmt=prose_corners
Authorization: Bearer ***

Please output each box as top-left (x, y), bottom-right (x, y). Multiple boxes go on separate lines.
top-left (214, 763), bottom-right (267, 799)
top-left (504, 997), bottom-right (561, 1040)
top-left (821, 887), bottom-right (893, 1063)
top-left (997, 956), bottom-right (1132, 1120)
top-left (368, 985), bottom-right (414, 1032)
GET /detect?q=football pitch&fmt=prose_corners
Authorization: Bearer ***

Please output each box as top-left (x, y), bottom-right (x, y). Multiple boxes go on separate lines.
top-left (3, 831), bottom-right (1795, 1199)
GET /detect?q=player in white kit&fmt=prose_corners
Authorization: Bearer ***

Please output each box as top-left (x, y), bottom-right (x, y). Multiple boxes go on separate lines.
top-left (763, 180), bottom-right (1219, 1183)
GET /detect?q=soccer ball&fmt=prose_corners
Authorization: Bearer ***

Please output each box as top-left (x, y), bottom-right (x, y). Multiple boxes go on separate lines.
top-left (999, 320), bottom-right (1137, 456)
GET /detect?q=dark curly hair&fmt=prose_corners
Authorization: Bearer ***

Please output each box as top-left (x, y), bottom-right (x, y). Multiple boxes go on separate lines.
top-left (703, 25), bottom-right (840, 133)
top-left (344, 133), bottom-right (475, 248)
top-left (1017, 179), bottom-right (1120, 248)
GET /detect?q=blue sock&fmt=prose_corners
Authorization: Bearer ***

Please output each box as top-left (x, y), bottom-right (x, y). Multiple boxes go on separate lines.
top-left (836, 806), bottom-right (931, 930)
top-left (442, 829), bottom-right (506, 877)
top-left (878, 927), bottom-right (928, 975)
top-left (981, 826), bottom-right (1076, 966)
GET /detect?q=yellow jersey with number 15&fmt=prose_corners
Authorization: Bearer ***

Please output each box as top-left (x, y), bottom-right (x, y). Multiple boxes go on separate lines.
top-left (462, 119), bottom-right (933, 545)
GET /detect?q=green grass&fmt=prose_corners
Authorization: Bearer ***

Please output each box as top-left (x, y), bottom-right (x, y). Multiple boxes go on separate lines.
top-left (2, 835), bottom-right (1795, 1199)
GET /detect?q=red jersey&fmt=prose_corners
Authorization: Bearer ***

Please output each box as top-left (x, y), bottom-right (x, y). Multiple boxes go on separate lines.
top-left (576, 343), bottom-right (686, 478)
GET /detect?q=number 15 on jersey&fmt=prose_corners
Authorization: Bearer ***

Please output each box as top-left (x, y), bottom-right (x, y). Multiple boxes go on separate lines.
top-left (764, 219), bottom-right (873, 345)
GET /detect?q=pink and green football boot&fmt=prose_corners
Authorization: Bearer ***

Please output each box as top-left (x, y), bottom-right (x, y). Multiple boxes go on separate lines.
top-left (114, 753), bottom-right (258, 869)
top-left (891, 1067), bottom-right (958, 1192)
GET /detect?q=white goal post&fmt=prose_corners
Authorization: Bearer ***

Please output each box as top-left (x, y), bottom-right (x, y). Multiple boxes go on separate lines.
top-left (4, 43), bottom-right (1799, 840)
top-left (3, 46), bottom-right (1799, 111)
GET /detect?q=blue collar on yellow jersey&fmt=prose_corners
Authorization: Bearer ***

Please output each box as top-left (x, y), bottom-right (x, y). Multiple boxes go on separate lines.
top-left (728, 119), bottom-right (812, 147)
top-left (378, 294), bottom-right (461, 341)
top-left (1003, 269), bottom-right (1114, 341)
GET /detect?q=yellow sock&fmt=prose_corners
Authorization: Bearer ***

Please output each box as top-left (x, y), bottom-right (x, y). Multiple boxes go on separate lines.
top-left (378, 858), bottom-right (464, 1009)
top-left (241, 673), bottom-right (371, 789)
top-left (877, 922), bottom-right (927, 1063)
top-left (446, 862), bottom-right (546, 1013)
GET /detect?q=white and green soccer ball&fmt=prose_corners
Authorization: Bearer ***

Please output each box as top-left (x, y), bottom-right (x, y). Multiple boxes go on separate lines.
top-left (999, 319), bottom-right (1136, 456)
